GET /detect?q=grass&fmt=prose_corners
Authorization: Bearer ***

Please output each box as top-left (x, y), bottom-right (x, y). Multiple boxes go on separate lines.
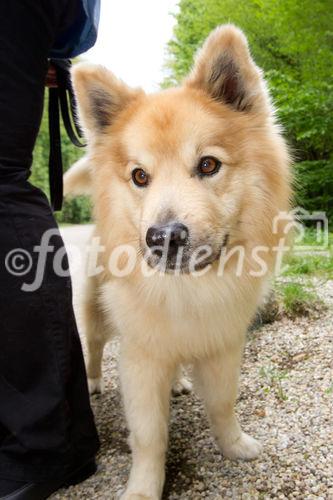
top-left (252, 228), bottom-right (332, 323)
top-left (325, 384), bottom-right (333, 395)
top-left (259, 364), bottom-right (289, 401)
top-left (273, 228), bottom-right (332, 318)
top-left (283, 253), bottom-right (333, 279)
top-left (282, 229), bottom-right (333, 279)
top-left (275, 281), bottom-right (325, 318)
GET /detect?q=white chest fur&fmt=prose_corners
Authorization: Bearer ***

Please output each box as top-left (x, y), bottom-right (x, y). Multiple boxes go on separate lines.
top-left (100, 269), bottom-right (265, 361)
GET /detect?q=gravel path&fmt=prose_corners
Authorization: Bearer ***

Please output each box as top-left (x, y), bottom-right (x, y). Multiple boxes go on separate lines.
top-left (51, 226), bottom-right (333, 499)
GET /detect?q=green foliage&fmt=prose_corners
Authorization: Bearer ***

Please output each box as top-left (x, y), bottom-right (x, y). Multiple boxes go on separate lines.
top-left (165, 0), bottom-right (333, 224)
top-left (30, 93), bottom-right (91, 224)
top-left (294, 161), bottom-right (333, 222)
top-left (56, 196), bottom-right (92, 224)
top-left (30, 97), bottom-right (51, 198)
top-left (166, 0), bottom-right (333, 85)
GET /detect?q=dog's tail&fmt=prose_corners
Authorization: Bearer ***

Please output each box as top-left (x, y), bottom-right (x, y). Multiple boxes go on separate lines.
top-left (63, 156), bottom-right (92, 197)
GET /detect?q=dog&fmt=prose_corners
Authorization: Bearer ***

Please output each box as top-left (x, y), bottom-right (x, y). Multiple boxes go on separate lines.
top-left (64, 25), bottom-right (292, 499)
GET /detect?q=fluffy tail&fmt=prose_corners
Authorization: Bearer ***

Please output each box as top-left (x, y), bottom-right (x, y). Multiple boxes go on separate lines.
top-left (63, 156), bottom-right (91, 196)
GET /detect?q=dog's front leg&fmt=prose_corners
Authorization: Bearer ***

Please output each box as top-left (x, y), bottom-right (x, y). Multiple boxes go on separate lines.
top-left (194, 346), bottom-right (262, 460)
top-left (119, 345), bottom-right (173, 500)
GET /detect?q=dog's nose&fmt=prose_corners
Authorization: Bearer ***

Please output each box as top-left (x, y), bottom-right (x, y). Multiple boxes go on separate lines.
top-left (146, 223), bottom-right (189, 253)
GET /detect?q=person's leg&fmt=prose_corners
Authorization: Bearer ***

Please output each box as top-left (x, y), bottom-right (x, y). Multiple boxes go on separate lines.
top-left (0, 0), bottom-right (99, 484)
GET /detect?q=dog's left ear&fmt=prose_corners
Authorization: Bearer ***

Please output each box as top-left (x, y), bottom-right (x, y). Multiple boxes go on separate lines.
top-left (185, 25), bottom-right (270, 114)
top-left (71, 63), bottom-right (143, 141)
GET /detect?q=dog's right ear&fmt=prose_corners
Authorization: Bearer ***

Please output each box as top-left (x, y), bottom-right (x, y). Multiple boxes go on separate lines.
top-left (72, 64), bottom-right (143, 140)
top-left (185, 25), bottom-right (270, 115)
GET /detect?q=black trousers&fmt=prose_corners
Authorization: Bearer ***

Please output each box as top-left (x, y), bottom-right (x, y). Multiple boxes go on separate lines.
top-left (0, 0), bottom-right (99, 482)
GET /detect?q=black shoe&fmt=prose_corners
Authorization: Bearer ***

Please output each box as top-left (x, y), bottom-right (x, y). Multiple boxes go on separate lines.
top-left (0, 459), bottom-right (97, 500)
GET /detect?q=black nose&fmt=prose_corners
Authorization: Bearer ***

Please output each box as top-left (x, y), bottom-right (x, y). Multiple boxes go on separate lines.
top-left (146, 223), bottom-right (189, 254)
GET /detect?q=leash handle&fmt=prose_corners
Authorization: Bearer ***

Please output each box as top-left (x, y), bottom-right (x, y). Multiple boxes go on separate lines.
top-left (48, 59), bottom-right (86, 211)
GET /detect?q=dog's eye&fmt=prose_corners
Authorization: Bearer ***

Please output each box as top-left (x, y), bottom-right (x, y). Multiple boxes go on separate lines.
top-left (197, 156), bottom-right (221, 177)
top-left (132, 168), bottom-right (149, 187)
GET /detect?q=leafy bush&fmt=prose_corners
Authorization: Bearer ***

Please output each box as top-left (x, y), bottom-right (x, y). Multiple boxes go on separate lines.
top-left (56, 196), bottom-right (92, 225)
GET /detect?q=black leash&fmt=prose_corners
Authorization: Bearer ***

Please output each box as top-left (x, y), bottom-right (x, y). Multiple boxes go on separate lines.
top-left (48, 59), bottom-right (85, 211)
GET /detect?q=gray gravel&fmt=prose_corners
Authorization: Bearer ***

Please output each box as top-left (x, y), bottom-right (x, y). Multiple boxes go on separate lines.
top-left (51, 226), bottom-right (333, 499)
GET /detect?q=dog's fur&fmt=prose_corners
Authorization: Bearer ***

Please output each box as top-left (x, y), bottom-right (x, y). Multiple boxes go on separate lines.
top-left (65, 25), bottom-right (292, 499)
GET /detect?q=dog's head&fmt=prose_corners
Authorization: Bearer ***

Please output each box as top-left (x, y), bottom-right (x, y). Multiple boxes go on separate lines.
top-left (73, 25), bottom-right (290, 274)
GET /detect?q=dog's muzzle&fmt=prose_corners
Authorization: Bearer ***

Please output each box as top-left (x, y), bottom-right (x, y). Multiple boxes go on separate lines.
top-left (144, 222), bottom-right (228, 273)
top-left (146, 222), bottom-right (189, 269)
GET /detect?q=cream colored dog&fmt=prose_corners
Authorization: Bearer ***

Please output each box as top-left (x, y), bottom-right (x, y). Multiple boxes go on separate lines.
top-left (65, 25), bottom-right (292, 499)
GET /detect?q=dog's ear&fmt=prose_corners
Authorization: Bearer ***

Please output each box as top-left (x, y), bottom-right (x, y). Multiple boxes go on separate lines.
top-left (71, 64), bottom-right (143, 139)
top-left (185, 25), bottom-right (269, 114)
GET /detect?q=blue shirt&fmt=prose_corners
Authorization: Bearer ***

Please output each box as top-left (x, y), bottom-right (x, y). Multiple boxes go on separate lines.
top-left (50, 0), bottom-right (101, 59)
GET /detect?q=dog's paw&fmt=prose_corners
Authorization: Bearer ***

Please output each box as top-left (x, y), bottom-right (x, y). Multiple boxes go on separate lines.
top-left (88, 377), bottom-right (104, 395)
top-left (221, 432), bottom-right (262, 461)
top-left (120, 492), bottom-right (157, 500)
top-left (172, 376), bottom-right (192, 396)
